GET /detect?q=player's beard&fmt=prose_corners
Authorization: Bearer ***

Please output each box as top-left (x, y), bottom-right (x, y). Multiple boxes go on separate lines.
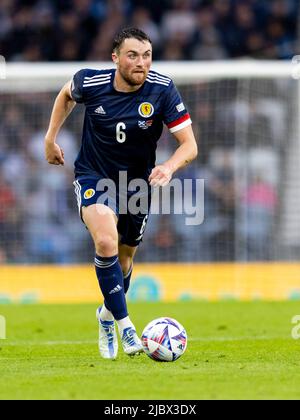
top-left (121, 68), bottom-right (148, 87)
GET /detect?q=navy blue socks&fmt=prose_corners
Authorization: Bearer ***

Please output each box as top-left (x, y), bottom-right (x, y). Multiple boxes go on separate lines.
top-left (95, 255), bottom-right (128, 321)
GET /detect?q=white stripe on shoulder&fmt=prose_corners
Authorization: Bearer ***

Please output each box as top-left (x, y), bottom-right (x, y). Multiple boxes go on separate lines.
top-left (148, 72), bottom-right (171, 82)
top-left (83, 80), bottom-right (111, 88)
top-left (146, 78), bottom-right (170, 87)
top-left (147, 75), bottom-right (171, 84)
top-left (84, 73), bottom-right (112, 80)
top-left (84, 76), bottom-right (111, 83)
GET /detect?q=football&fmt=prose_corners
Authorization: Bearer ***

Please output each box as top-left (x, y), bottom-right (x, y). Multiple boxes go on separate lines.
top-left (141, 317), bottom-right (188, 362)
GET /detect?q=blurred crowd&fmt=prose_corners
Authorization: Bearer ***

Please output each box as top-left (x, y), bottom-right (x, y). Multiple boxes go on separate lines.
top-left (0, 77), bottom-right (286, 264)
top-left (0, 0), bottom-right (298, 62)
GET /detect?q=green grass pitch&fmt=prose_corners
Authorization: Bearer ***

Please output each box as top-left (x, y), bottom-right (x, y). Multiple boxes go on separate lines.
top-left (0, 301), bottom-right (300, 400)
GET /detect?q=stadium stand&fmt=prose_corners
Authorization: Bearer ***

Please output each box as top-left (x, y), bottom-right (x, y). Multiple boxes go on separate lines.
top-left (0, 0), bottom-right (298, 62)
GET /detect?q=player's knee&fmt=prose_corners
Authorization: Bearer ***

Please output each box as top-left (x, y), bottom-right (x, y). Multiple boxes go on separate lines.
top-left (94, 233), bottom-right (118, 257)
top-left (119, 255), bottom-right (133, 276)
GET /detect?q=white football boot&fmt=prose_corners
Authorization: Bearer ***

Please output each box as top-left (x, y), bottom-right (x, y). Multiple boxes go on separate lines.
top-left (96, 307), bottom-right (118, 359)
top-left (121, 327), bottom-right (144, 356)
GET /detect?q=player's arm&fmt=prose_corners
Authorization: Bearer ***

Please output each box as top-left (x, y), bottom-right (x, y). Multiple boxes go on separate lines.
top-left (149, 125), bottom-right (198, 187)
top-left (45, 81), bottom-right (76, 166)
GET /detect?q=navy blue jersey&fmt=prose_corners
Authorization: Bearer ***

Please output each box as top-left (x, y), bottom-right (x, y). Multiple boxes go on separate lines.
top-left (71, 68), bottom-right (192, 182)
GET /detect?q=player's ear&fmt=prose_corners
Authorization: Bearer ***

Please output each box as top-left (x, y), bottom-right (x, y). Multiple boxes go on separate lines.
top-left (112, 52), bottom-right (119, 65)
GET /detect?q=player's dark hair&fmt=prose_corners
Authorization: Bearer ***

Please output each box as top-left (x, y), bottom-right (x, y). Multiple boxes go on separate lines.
top-left (113, 28), bottom-right (152, 54)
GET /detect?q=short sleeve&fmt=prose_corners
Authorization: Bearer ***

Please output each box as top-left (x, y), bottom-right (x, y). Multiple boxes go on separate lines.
top-left (71, 69), bottom-right (86, 103)
top-left (162, 81), bottom-right (192, 134)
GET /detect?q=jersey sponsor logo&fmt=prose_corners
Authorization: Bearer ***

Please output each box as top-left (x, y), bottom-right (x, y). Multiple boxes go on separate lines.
top-left (84, 189), bottom-right (96, 200)
top-left (138, 120), bottom-right (153, 130)
top-left (138, 102), bottom-right (154, 118)
top-left (95, 106), bottom-right (106, 115)
top-left (176, 103), bottom-right (185, 112)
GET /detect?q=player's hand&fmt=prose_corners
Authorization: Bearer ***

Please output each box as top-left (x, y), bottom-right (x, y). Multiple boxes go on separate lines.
top-left (45, 141), bottom-right (65, 166)
top-left (149, 165), bottom-right (173, 187)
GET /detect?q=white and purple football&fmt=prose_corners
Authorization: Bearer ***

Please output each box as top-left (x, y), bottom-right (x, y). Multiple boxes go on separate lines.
top-left (141, 317), bottom-right (187, 362)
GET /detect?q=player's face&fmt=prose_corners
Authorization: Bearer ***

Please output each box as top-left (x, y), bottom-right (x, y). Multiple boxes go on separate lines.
top-left (113, 38), bottom-right (152, 87)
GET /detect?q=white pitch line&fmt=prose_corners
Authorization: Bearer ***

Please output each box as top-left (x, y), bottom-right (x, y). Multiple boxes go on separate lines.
top-left (190, 335), bottom-right (288, 342)
top-left (1, 340), bottom-right (96, 347)
top-left (0, 336), bottom-right (289, 347)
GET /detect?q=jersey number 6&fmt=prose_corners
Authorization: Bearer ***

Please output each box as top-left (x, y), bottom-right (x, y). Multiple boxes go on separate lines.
top-left (116, 122), bottom-right (126, 144)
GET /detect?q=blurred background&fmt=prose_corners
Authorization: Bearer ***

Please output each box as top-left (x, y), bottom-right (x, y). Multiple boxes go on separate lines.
top-left (0, 0), bottom-right (300, 279)
top-left (0, 0), bottom-right (298, 61)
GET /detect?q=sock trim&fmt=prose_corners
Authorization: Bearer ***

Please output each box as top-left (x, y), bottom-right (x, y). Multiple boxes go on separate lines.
top-left (95, 256), bottom-right (118, 269)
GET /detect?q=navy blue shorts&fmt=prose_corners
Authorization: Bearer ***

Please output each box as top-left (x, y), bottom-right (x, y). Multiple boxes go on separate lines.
top-left (73, 177), bottom-right (151, 247)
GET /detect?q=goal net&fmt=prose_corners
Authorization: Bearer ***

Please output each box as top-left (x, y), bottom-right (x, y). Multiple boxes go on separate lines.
top-left (0, 61), bottom-right (299, 266)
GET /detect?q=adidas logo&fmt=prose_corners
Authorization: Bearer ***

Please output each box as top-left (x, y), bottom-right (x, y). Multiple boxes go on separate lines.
top-left (109, 285), bottom-right (122, 295)
top-left (95, 106), bottom-right (106, 115)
